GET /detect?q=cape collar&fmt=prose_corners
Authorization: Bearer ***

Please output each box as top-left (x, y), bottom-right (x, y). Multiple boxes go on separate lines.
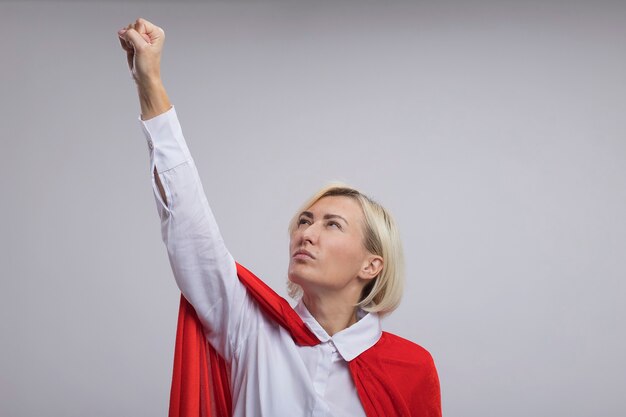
top-left (294, 299), bottom-right (382, 361)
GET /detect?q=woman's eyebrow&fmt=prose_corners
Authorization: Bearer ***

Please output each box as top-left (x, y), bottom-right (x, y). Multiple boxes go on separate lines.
top-left (299, 211), bottom-right (348, 225)
top-left (324, 214), bottom-right (349, 225)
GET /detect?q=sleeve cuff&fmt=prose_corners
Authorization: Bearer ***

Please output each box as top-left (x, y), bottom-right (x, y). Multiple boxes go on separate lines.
top-left (139, 105), bottom-right (192, 173)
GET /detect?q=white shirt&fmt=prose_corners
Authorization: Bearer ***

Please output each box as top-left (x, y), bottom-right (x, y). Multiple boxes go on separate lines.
top-left (139, 107), bottom-right (382, 417)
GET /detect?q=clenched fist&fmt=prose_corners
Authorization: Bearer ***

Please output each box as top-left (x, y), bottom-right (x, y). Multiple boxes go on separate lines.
top-left (118, 18), bottom-right (165, 87)
top-left (118, 18), bottom-right (171, 120)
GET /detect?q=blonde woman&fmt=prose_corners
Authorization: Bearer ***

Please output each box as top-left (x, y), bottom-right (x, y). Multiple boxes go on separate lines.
top-left (119, 18), bottom-right (441, 417)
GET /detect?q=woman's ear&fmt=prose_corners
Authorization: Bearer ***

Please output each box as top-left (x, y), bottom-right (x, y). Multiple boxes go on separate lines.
top-left (360, 255), bottom-right (384, 280)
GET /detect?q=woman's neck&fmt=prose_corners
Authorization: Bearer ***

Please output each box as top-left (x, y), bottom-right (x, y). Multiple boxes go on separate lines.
top-left (302, 290), bottom-right (361, 337)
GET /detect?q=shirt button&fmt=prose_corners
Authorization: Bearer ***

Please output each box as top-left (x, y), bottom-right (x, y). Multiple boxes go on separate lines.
top-left (148, 140), bottom-right (154, 150)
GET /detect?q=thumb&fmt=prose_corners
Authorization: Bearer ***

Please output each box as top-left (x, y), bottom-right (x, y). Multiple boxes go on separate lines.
top-left (122, 28), bottom-right (150, 51)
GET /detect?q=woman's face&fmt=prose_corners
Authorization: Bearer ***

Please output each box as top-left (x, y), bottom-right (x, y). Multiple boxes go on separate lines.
top-left (288, 195), bottom-right (377, 295)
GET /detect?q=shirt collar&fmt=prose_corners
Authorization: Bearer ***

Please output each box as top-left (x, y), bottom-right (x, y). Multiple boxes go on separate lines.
top-left (294, 299), bottom-right (382, 362)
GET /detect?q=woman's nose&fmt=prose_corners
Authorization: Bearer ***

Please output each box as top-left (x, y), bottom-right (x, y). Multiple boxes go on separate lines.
top-left (300, 222), bottom-right (319, 244)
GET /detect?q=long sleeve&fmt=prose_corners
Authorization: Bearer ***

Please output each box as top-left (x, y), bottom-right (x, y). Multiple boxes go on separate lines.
top-left (139, 106), bottom-right (252, 361)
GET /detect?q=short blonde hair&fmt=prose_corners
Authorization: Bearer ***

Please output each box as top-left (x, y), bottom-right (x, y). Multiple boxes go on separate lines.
top-left (287, 183), bottom-right (405, 316)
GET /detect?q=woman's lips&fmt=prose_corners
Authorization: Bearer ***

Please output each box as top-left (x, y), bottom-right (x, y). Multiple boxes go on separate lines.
top-left (293, 249), bottom-right (315, 260)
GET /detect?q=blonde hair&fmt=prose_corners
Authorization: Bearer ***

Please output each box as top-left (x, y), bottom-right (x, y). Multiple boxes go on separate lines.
top-left (287, 183), bottom-right (405, 316)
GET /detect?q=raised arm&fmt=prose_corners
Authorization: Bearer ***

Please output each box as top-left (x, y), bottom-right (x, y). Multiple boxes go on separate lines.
top-left (118, 18), bottom-right (171, 120)
top-left (118, 19), bottom-right (253, 361)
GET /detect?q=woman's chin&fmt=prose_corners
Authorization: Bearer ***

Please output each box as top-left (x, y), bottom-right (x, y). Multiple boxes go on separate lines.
top-left (288, 265), bottom-right (315, 287)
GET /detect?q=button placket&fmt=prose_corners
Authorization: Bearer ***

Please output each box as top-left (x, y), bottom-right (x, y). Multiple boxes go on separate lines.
top-left (311, 343), bottom-right (334, 417)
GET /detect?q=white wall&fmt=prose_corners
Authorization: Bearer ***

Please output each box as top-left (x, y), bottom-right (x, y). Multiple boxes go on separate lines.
top-left (1, 1), bottom-right (625, 416)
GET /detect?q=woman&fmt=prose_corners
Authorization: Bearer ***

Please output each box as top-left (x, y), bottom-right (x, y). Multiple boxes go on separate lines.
top-left (118, 18), bottom-right (441, 417)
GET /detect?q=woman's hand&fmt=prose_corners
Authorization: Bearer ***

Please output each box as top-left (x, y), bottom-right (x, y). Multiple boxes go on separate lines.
top-left (117, 18), bottom-right (171, 120)
top-left (118, 18), bottom-right (165, 87)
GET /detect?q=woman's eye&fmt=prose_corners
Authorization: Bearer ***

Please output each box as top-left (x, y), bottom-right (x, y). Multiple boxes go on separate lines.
top-left (298, 218), bottom-right (311, 226)
top-left (328, 221), bottom-right (341, 229)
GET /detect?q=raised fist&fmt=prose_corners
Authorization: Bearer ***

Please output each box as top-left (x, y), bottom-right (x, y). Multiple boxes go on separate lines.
top-left (118, 18), bottom-right (165, 86)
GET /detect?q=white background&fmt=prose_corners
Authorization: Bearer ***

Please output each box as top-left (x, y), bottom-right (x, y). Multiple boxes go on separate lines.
top-left (1, 1), bottom-right (625, 416)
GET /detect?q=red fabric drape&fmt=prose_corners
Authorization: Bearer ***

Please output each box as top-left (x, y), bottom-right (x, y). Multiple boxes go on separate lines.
top-left (168, 262), bottom-right (441, 417)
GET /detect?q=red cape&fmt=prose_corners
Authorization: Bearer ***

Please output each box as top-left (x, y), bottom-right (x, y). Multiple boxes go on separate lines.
top-left (169, 263), bottom-right (441, 417)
